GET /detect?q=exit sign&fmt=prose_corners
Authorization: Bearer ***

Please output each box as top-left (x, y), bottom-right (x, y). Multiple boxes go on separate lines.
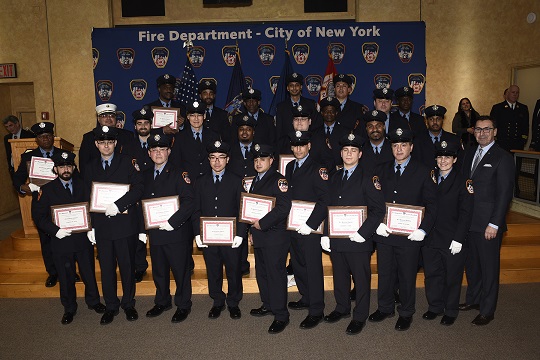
top-left (0, 63), bottom-right (17, 79)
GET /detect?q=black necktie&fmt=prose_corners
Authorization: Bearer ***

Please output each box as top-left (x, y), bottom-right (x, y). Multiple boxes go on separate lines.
top-left (251, 175), bottom-right (260, 192)
top-left (45, 152), bottom-right (51, 158)
top-left (395, 164), bottom-right (402, 180)
top-left (13, 135), bottom-right (17, 139)
top-left (243, 146), bottom-right (249, 159)
top-left (375, 147), bottom-right (380, 155)
top-left (206, 108), bottom-right (211, 120)
top-left (195, 132), bottom-right (201, 143)
top-left (293, 102), bottom-right (298, 107)
top-left (434, 136), bottom-right (439, 145)
top-left (326, 126), bottom-right (331, 136)
top-left (215, 174), bottom-right (220, 185)
top-left (155, 169), bottom-right (160, 180)
top-left (293, 161), bottom-right (299, 174)
top-left (104, 160), bottom-right (110, 171)
top-left (439, 176), bottom-right (445, 184)
top-left (65, 183), bottom-right (72, 195)
top-left (341, 169), bottom-right (348, 187)
top-left (142, 142), bottom-right (147, 149)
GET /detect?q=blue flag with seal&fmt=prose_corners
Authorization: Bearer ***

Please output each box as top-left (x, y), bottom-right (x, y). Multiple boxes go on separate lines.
top-left (267, 49), bottom-right (294, 116)
top-left (175, 56), bottom-right (199, 106)
top-left (224, 49), bottom-right (247, 116)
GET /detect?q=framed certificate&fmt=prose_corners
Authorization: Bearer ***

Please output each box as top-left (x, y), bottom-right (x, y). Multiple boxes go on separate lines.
top-left (141, 196), bottom-right (180, 230)
top-left (28, 156), bottom-right (56, 186)
top-left (89, 182), bottom-right (130, 213)
top-left (50, 202), bottom-right (91, 233)
top-left (279, 154), bottom-right (295, 175)
top-left (239, 193), bottom-right (276, 223)
top-left (287, 200), bottom-right (324, 234)
top-left (327, 206), bottom-right (367, 238)
top-left (151, 106), bottom-right (179, 129)
top-left (384, 203), bottom-right (425, 236)
top-left (200, 217), bottom-right (236, 245)
top-left (242, 176), bottom-right (255, 193)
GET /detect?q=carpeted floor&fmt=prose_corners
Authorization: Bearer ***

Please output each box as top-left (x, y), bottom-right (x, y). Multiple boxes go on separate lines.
top-left (1, 284), bottom-right (539, 359)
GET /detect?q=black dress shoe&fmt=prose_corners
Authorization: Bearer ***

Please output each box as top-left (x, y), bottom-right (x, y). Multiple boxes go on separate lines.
top-left (61, 311), bottom-right (75, 325)
top-left (440, 315), bottom-right (456, 326)
top-left (349, 287), bottom-right (356, 301)
top-left (124, 307), bottom-right (138, 321)
top-left (471, 314), bottom-right (494, 326)
top-left (268, 319), bottom-right (289, 334)
top-left (241, 269), bottom-right (250, 277)
top-left (395, 316), bottom-right (412, 331)
top-left (288, 300), bottom-right (309, 310)
top-left (100, 310), bottom-right (119, 325)
top-left (459, 303), bottom-right (480, 311)
top-left (74, 273), bottom-right (81, 282)
top-left (208, 305), bottom-right (225, 319)
top-left (422, 311), bottom-right (443, 320)
top-left (250, 306), bottom-right (272, 317)
top-left (228, 306), bottom-right (241, 319)
top-left (324, 310), bottom-right (351, 323)
top-left (346, 320), bottom-right (365, 335)
top-left (134, 270), bottom-right (146, 283)
top-left (146, 304), bottom-right (172, 318)
top-left (368, 310), bottom-right (395, 322)
top-left (299, 315), bottom-right (323, 329)
top-left (88, 303), bottom-right (106, 314)
top-left (171, 308), bottom-right (190, 323)
top-left (45, 274), bottom-right (58, 287)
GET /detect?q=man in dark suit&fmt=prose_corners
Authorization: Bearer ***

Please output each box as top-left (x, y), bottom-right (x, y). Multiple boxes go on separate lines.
top-left (3, 115), bottom-right (35, 177)
top-left (529, 99), bottom-right (540, 151)
top-left (249, 144), bottom-right (292, 334)
top-left (141, 132), bottom-right (195, 323)
top-left (198, 79), bottom-right (230, 140)
top-left (390, 86), bottom-right (426, 137)
top-left (83, 125), bottom-right (144, 325)
top-left (192, 141), bottom-right (247, 320)
top-left (12, 121), bottom-right (60, 287)
top-left (32, 151), bottom-right (106, 324)
top-left (230, 88), bottom-right (276, 146)
top-left (359, 110), bottom-right (394, 174)
top-left (333, 74), bottom-right (365, 132)
top-left (459, 116), bottom-right (515, 326)
top-left (368, 128), bottom-right (437, 331)
top-left (144, 73), bottom-right (187, 131)
top-left (489, 85), bottom-right (529, 152)
top-left (321, 133), bottom-right (385, 335)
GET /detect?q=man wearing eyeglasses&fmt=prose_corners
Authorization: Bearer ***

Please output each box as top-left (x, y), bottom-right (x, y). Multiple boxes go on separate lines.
top-left (459, 116), bottom-right (515, 326)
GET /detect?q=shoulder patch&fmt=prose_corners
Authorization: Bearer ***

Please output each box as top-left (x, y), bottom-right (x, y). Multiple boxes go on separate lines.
top-left (372, 175), bottom-right (382, 190)
top-left (430, 169), bottom-right (437, 184)
top-left (132, 159), bottom-right (140, 172)
top-left (319, 168), bottom-right (329, 181)
top-left (466, 179), bottom-right (474, 194)
top-left (278, 178), bottom-right (288, 192)
top-left (182, 171), bottom-right (191, 184)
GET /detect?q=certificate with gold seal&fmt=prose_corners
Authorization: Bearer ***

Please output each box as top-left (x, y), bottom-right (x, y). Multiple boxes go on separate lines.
top-left (151, 106), bottom-right (179, 129)
top-left (141, 196), bottom-right (180, 229)
top-left (200, 217), bottom-right (236, 245)
top-left (50, 202), bottom-right (91, 233)
top-left (89, 182), bottom-right (130, 213)
top-left (327, 206), bottom-right (367, 238)
top-left (287, 200), bottom-right (324, 234)
top-left (384, 203), bottom-right (425, 236)
top-left (239, 193), bottom-right (275, 223)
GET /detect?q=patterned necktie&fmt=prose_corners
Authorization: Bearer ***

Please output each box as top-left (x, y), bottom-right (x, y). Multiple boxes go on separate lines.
top-left (471, 148), bottom-right (483, 176)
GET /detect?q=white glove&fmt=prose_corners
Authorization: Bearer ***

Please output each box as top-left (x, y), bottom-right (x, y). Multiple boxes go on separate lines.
top-left (28, 183), bottom-right (41, 192)
top-left (105, 203), bottom-right (119, 217)
top-left (158, 221), bottom-right (174, 231)
top-left (195, 235), bottom-right (208, 248)
top-left (349, 232), bottom-right (366, 243)
top-left (232, 236), bottom-right (243, 248)
top-left (320, 236), bottom-right (331, 252)
top-left (138, 233), bottom-right (147, 244)
top-left (297, 223), bottom-right (313, 236)
top-left (376, 223), bottom-right (392, 237)
top-left (87, 228), bottom-right (96, 245)
top-left (449, 240), bottom-right (462, 255)
top-left (408, 229), bottom-right (425, 241)
top-left (55, 229), bottom-right (72, 239)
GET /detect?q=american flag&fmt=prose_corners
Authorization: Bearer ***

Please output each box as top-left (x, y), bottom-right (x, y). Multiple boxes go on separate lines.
top-left (175, 57), bottom-right (198, 106)
top-left (267, 49), bottom-right (294, 116)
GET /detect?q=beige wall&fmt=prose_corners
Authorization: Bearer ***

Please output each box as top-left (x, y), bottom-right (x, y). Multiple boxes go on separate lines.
top-left (0, 0), bottom-right (539, 216)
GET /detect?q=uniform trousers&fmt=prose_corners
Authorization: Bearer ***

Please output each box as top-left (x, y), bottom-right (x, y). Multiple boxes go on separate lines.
top-left (376, 243), bottom-right (420, 317)
top-left (150, 241), bottom-right (192, 310)
top-left (39, 228), bottom-right (57, 276)
top-left (135, 240), bottom-right (149, 273)
top-left (202, 246), bottom-right (243, 307)
top-left (330, 251), bottom-right (371, 321)
top-left (422, 246), bottom-right (467, 317)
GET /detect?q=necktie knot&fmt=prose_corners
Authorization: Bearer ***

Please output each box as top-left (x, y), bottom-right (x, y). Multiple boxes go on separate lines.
top-left (46, 152), bottom-right (51, 158)
top-left (142, 142), bottom-right (147, 149)
top-left (65, 183), bottom-right (71, 194)
top-left (343, 169), bottom-right (349, 181)
top-left (104, 160), bottom-right (110, 171)
top-left (215, 174), bottom-right (220, 184)
top-left (195, 132), bottom-right (201, 142)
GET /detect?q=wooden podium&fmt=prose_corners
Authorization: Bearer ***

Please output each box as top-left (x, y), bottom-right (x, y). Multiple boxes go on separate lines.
top-left (9, 137), bottom-right (74, 236)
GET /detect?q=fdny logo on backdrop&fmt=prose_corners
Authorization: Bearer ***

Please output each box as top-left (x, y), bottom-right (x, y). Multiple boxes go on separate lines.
top-left (292, 44), bottom-right (310, 65)
top-left (96, 80), bottom-right (113, 101)
top-left (408, 74), bottom-right (425, 94)
top-left (151, 47), bottom-right (169, 68)
top-left (305, 75), bottom-right (322, 97)
top-left (222, 46), bottom-right (237, 66)
top-left (115, 111), bottom-right (126, 129)
top-left (117, 48), bottom-right (135, 69)
top-left (245, 77), bottom-right (253, 89)
top-left (374, 74), bottom-right (392, 89)
top-left (258, 44), bottom-right (275, 65)
top-left (396, 42), bottom-right (414, 63)
top-left (348, 74), bottom-right (357, 94)
top-left (269, 76), bottom-right (280, 94)
top-left (362, 43), bottom-right (379, 64)
top-left (188, 46), bottom-right (205, 68)
top-left (328, 43), bottom-right (345, 64)
top-left (92, 48), bottom-right (99, 69)
top-left (130, 79), bottom-right (148, 100)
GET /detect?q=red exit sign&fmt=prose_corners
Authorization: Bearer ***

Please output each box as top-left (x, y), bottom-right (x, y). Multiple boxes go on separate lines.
top-left (0, 63), bottom-right (17, 79)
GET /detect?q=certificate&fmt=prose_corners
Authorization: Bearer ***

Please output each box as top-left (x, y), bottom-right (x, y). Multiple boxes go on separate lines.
top-left (287, 200), bottom-right (324, 234)
top-left (200, 217), bottom-right (236, 245)
top-left (279, 154), bottom-right (295, 176)
top-left (28, 156), bottom-right (56, 186)
top-left (384, 203), bottom-right (425, 236)
top-left (89, 182), bottom-right (130, 213)
top-left (151, 106), bottom-right (179, 129)
top-left (239, 193), bottom-right (276, 223)
top-left (327, 206), bottom-right (367, 238)
top-left (242, 176), bottom-right (255, 193)
top-left (50, 202), bottom-right (91, 233)
top-left (141, 196), bottom-right (180, 230)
